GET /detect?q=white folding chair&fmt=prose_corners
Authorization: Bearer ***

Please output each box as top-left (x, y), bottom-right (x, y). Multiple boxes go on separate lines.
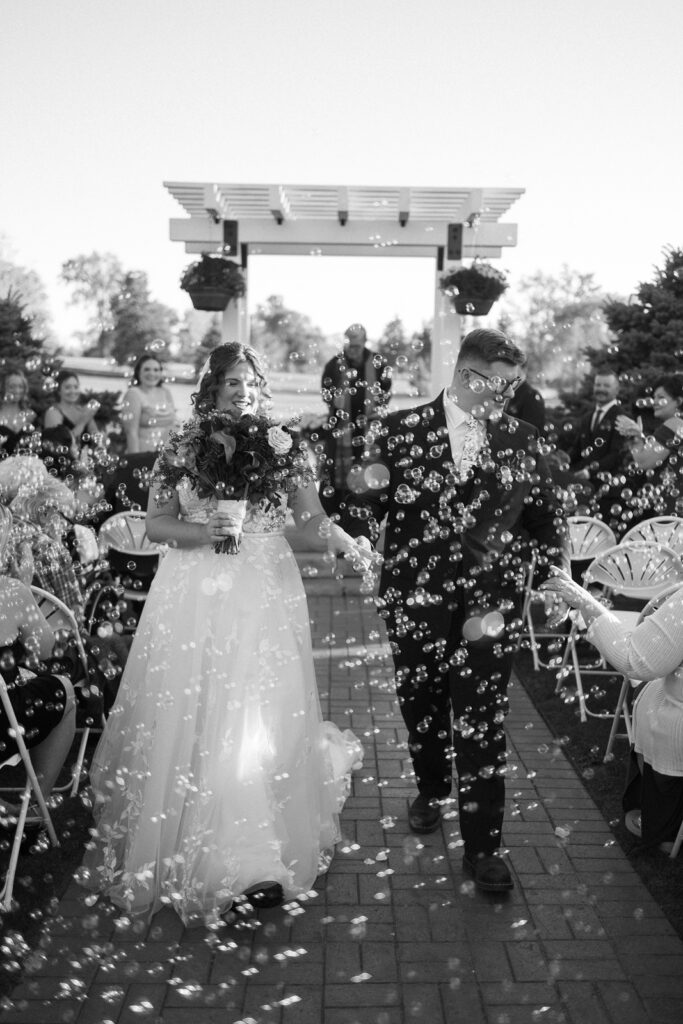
top-left (522, 516), bottom-right (616, 670)
top-left (555, 541), bottom-right (683, 724)
top-left (97, 510), bottom-right (163, 610)
top-left (1, 671), bottom-right (59, 912)
top-left (621, 516), bottom-right (683, 557)
top-left (30, 586), bottom-right (98, 797)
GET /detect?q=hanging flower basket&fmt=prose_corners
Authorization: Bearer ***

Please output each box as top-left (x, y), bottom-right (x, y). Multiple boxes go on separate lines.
top-left (452, 296), bottom-right (496, 317)
top-left (184, 287), bottom-right (232, 312)
top-left (180, 254), bottom-right (246, 312)
top-left (440, 260), bottom-right (508, 316)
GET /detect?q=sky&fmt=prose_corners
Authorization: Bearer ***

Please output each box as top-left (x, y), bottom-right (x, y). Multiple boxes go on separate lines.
top-left (2, 0), bottom-right (683, 347)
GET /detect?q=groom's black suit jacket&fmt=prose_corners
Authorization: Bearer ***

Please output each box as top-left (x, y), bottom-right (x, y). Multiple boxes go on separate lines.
top-left (346, 392), bottom-right (568, 643)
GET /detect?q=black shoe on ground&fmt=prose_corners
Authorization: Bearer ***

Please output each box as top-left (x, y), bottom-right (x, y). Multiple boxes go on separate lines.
top-left (408, 794), bottom-right (441, 834)
top-left (243, 881), bottom-right (284, 908)
top-left (463, 853), bottom-right (514, 892)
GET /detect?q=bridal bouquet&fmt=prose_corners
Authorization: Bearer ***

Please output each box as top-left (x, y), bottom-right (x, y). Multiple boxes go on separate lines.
top-left (154, 412), bottom-right (315, 553)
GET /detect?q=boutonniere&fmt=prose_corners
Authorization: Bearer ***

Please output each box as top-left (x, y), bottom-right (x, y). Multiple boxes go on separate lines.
top-left (492, 448), bottom-right (533, 485)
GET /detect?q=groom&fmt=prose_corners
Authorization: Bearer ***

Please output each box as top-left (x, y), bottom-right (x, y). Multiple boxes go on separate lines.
top-left (346, 328), bottom-right (569, 892)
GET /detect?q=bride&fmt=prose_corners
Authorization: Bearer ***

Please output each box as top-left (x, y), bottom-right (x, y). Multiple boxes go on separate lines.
top-left (79, 343), bottom-right (369, 926)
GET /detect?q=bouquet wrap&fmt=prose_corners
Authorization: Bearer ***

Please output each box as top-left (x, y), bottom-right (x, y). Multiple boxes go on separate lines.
top-left (215, 498), bottom-right (247, 554)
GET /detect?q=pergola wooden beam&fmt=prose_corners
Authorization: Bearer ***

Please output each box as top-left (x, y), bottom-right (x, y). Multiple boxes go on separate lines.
top-left (169, 217), bottom-right (517, 250)
top-left (164, 181), bottom-right (524, 393)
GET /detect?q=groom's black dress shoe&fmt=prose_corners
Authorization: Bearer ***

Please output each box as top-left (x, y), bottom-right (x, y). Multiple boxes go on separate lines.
top-left (408, 795), bottom-right (441, 834)
top-left (463, 853), bottom-right (514, 892)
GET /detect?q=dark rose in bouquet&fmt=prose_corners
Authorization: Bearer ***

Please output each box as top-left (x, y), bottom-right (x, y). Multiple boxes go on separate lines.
top-left (154, 413), bottom-right (315, 553)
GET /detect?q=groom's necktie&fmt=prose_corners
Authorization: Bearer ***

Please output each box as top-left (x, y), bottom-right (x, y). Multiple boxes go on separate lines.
top-left (460, 415), bottom-right (485, 478)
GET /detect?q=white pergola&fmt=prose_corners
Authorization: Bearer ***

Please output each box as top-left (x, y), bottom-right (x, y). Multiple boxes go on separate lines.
top-left (164, 182), bottom-right (524, 392)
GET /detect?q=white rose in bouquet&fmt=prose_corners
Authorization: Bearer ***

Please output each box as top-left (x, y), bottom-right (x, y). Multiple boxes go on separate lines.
top-left (267, 425), bottom-right (293, 455)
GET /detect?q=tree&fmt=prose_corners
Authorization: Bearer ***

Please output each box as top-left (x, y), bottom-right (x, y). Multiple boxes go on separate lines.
top-left (60, 251), bottom-right (125, 354)
top-left (594, 246), bottom-right (683, 406)
top-left (0, 241), bottom-right (53, 342)
top-left (377, 316), bottom-right (410, 370)
top-left (193, 317), bottom-right (223, 377)
top-left (250, 295), bottom-right (325, 372)
top-left (107, 271), bottom-right (177, 366)
top-left (496, 266), bottom-right (611, 394)
top-left (408, 323), bottom-right (432, 396)
top-left (0, 290), bottom-right (62, 417)
top-left (175, 309), bottom-right (216, 364)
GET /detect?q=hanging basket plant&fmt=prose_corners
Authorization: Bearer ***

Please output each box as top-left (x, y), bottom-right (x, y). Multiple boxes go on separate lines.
top-left (180, 254), bottom-right (246, 312)
top-left (440, 259), bottom-right (509, 317)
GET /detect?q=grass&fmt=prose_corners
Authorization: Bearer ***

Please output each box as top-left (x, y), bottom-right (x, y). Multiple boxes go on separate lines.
top-left (514, 641), bottom-right (683, 941)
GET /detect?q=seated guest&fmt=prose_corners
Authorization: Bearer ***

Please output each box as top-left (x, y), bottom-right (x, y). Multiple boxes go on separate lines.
top-left (4, 491), bottom-right (130, 715)
top-left (9, 481), bottom-right (85, 620)
top-left (0, 506), bottom-right (76, 810)
top-left (541, 567), bottom-right (683, 853)
top-left (0, 455), bottom-right (50, 503)
top-left (616, 375), bottom-right (683, 518)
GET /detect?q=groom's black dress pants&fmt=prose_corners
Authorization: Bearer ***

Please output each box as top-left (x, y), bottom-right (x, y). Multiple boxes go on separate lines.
top-left (384, 590), bottom-right (518, 859)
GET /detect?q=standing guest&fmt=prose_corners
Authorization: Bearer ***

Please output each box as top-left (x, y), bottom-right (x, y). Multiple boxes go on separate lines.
top-left (114, 355), bottom-right (178, 512)
top-left (615, 375), bottom-right (683, 518)
top-left (319, 324), bottom-right (391, 515)
top-left (505, 360), bottom-right (546, 433)
top-left (540, 569), bottom-right (683, 853)
top-left (80, 343), bottom-right (367, 925)
top-left (120, 354), bottom-right (177, 455)
top-left (0, 506), bottom-right (76, 810)
top-left (344, 328), bottom-right (569, 892)
top-left (568, 369), bottom-right (627, 521)
top-left (0, 370), bottom-right (37, 456)
top-left (44, 371), bottom-right (100, 452)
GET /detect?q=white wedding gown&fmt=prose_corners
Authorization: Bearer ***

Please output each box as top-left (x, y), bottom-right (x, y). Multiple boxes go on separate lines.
top-left (80, 481), bottom-right (362, 926)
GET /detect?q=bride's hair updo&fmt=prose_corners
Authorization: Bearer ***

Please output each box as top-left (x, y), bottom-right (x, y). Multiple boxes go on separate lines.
top-left (191, 343), bottom-right (272, 415)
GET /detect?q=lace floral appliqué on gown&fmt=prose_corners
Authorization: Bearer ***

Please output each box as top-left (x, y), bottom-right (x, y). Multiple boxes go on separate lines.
top-left (80, 481), bottom-right (362, 925)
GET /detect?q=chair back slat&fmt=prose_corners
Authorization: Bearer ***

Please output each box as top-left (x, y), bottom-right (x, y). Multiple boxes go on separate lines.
top-left (622, 516), bottom-right (683, 556)
top-left (568, 516), bottom-right (617, 561)
top-left (98, 511), bottom-right (159, 555)
top-left (584, 541), bottom-right (683, 598)
top-left (29, 587), bottom-right (89, 677)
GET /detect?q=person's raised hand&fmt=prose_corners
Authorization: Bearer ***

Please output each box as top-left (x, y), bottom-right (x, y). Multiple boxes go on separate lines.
top-left (615, 414), bottom-right (642, 438)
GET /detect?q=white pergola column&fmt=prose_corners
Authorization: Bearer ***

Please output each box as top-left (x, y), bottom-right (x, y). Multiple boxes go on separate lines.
top-left (221, 289), bottom-right (249, 344)
top-left (430, 265), bottom-right (462, 396)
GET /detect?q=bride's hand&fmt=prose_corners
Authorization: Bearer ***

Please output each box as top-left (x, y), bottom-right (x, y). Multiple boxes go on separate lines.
top-left (328, 527), bottom-right (379, 572)
top-left (205, 510), bottom-right (238, 543)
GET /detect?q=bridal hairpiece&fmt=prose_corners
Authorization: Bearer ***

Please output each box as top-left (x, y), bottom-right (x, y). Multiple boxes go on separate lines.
top-left (197, 356), bottom-right (212, 388)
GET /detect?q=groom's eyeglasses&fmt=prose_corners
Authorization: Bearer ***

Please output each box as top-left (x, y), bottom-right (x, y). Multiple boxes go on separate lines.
top-left (462, 367), bottom-right (522, 397)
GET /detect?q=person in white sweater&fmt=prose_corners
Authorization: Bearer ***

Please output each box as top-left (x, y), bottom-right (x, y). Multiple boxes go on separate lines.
top-left (541, 568), bottom-right (683, 853)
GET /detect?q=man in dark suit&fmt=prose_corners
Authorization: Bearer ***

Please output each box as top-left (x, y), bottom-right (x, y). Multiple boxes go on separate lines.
top-left (346, 329), bottom-right (569, 892)
top-left (505, 362), bottom-right (546, 434)
top-left (319, 324), bottom-right (392, 516)
top-left (568, 369), bottom-right (628, 521)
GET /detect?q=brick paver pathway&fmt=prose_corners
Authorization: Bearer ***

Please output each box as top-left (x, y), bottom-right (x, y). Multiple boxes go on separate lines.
top-left (2, 573), bottom-right (683, 1024)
